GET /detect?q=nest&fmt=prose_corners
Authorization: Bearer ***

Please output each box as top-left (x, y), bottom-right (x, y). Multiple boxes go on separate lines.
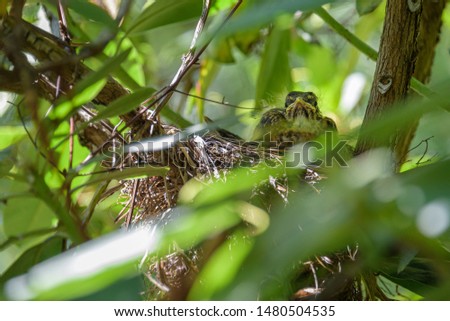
top-left (117, 125), bottom-right (285, 222)
top-left (111, 120), bottom-right (379, 300)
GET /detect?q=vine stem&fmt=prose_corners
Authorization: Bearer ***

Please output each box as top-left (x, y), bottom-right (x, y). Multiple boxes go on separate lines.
top-left (313, 7), bottom-right (432, 99)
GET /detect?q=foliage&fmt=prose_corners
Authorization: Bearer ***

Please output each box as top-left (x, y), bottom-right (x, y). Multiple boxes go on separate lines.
top-left (1, 0), bottom-right (450, 300)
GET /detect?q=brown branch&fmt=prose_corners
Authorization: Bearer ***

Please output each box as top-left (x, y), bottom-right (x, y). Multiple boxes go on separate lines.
top-left (0, 14), bottom-right (144, 157)
top-left (10, 0), bottom-right (25, 18)
top-left (392, 0), bottom-right (447, 171)
top-left (354, 0), bottom-right (422, 168)
top-left (150, 0), bottom-right (242, 119)
top-left (147, 0), bottom-right (212, 120)
top-left (0, 15), bottom-right (141, 127)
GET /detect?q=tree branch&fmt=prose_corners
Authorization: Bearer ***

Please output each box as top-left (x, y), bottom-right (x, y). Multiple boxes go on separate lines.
top-left (150, 0), bottom-right (242, 119)
top-left (0, 15), bottom-right (141, 127)
top-left (393, 0), bottom-right (447, 170)
top-left (354, 0), bottom-right (422, 167)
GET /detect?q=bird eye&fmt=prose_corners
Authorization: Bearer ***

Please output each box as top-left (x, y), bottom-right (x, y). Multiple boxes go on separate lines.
top-left (285, 91), bottom-right (318, 108)
top-left (304, 92), bottom-right (318, 107)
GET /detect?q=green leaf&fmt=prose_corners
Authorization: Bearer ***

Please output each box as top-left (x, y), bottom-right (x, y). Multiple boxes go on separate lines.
top-left (54, 49), bottom-right (131, 120)
top-left (188, 230), bottom-right (253, 300)
top-left (3, 201), bottom-right (240, 300)
top-left (356, 0), bottom-right (383, 16)
top-left (305, 45), bottom-right (337, 86)
top-left (0, 147), bottom-right (14, 177)
top-left (68, 0), bottom-right (117, 29)
top-left (0, 236), bottom-right (62, 287)
top-left (126, 0), bottom-right (203, 36)
top-left (73, 166), bottom-right (169, 192)
top-left (217, 0), bottom-right (334, 39)
top-left (160, 203), bottom-right (242, 251)
top-left (3, 198), bottom-right (56, 237)
top-left (161, 107), bottom-right (193, 128)
top-left (0, 126), bottom-right (26, 149)
top-left (0, 178), bottom-right (29, 200)
top-left (380, 258), bottom-right (439, 297)
top-left (255, 27), bottom-right (291, 106)
top-left (55, 80), bottom-right (107, 119)
top-left (91, 87), bottom-right (155, 121)
top-left (76, 275), bottom-right (144, 300)
top-left (4, 228), bottom-right (160, 300)
top-left (190, 164), bottom-right (285, 206)
top-left (70, 49), bottom-right (131, 101)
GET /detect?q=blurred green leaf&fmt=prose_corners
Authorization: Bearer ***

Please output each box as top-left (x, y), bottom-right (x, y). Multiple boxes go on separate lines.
top-left (68, 0), bottom-right (117, 29)
top-left (305, 45), bottom-right (337, 86)
top-left (356, 0), bottom-right (383, 16)
top-left (0, 178), bottom-right (29, 200)
top-left (91, 87), bottom-right (155, 121)
top-left (255, 27), bottom-right (291, 106)
top-left (71, 49), bottom-right (131, 100)
top-left (209, 151), bottom-right (450, 299)
top-left (380, 258), bottom-right (440, 297)
top-left (160, 204), bottom-right (242, 252)
top-left (188, 230), bottom-right (253, 300)
top-left (209, 39), bottom-right (235, 63)
top-left (217, 0), bottom-right (334, 39)
top-left (76, 275), bottom-right (144, 300)
top-left (193, 59), bottom-right (220, 121)
top-left (55, 80), bottom-right (107, 120)
top-left (3, 204), bottom-right (240, 300)
top-left (54, 49), bottom-right (131, 120)
top-left (126, 0), bottom-right (203, 36)
top-left (74, 166), bottom-right (169, 191)
top-left (211, 0), bottom-right (236, 14)
top-left (191, 164), bottom-right (285, 206)
top-left (161, 107), bottom-right (193, 128)
top-left (0, 236), bottom-right (62, 287)
top-left (3, 198), bottom-right (56, 237)
top-left (0, 147), bottom-right (14, 177)
top-left (0, 126), bottom-right (26, 150)
top-left (4, 228), bottom-right (160, 300)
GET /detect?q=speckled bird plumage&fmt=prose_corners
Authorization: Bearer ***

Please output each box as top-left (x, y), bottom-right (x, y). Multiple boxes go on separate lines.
top-left (252, 91), bottom-right (337, 147)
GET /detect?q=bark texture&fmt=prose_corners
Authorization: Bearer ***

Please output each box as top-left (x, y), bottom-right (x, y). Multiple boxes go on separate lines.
top-left (393, 0), bottom-right (447, 170)
top-left (0, 15), bottom-right (144, 150)
top-left (354, 0), bottom-right (422, 166)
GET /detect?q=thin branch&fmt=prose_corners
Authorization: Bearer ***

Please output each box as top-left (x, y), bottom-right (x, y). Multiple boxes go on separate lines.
top-left (172, 89), bottom-right (254, 110)
top-left (57, 0), bottom-right (71, 43)
top-left (10, 0), bottom-right (25, 18)
top-left (405, 136), bottom-right (436, 167)
top-left (120, 0), bottom-right (243, 136)
top-left (15, 99), bottom-right (65, 176)
top-left (0, 15), bottom-right (139, 125)
top-left (148, 0), bottom-right (213, 119)
top-left (407, 136), bottom-right (434, 154)
top-left (126, 179), bottom-right (140, 229)
top-left (415, 138), bottom-right (430, 165)
top-left (313, 7), bottom-right (377, 61)
top-left (69, 117), bottom-right (75, 170)
top-left (31, 170), bottom-right (89, 244)
top-left (149, 0), bottom-right (243, 119)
